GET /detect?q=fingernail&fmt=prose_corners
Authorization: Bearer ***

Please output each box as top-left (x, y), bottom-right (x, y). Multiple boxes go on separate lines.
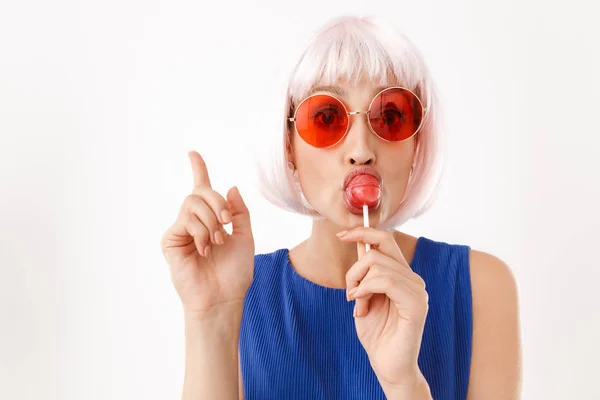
top-left (214, 231), bottom-right (224, 245)
top-left (353, 305), bottom-right (358, 318)
top-left (220, 209), bottom-right (232, 224)
top-left (348, 287), bottom-right (358, 300)
top-left (203, 245), bottom-right (210, 257)
top-left (336, 230), bottom-right (348, 237)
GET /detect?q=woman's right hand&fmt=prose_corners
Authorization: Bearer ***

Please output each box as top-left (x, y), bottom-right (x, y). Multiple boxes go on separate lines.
top-left (161, 151), bottom-right (255, 318)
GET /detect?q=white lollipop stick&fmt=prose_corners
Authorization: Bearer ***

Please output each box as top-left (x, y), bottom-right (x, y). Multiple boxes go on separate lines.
top-left (363, 204), bottom-right (370, 252)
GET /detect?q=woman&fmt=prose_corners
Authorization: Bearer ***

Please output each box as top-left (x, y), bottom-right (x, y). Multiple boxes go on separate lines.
top-left (161, 15), bottom-right (522, 400)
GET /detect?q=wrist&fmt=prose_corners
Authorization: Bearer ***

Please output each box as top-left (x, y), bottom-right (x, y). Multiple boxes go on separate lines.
top-left (184, 301), bottom-right (245, 323)
top-left (380, 369), bottom-right (432, 400)
top-left (184, 304), bottom-right (244, 339)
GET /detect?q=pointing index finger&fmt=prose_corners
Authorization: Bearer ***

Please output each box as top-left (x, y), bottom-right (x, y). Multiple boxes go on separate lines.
top-left (188, 151), bottom-right (212, 190)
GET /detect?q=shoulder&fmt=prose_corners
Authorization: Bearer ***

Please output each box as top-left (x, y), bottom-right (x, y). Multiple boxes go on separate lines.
top-left (466, 248), bottom-right (522, 398)
top-left (467, 247), bottom-right (520, 342)
top-left (254, 248), bottom-right (288, 265)
top-left (418, 236), bottom-right (519, 321)
top-left (252, 248), bottom-right (290, 279)
top-left (414, 236), bottom-right (518, 308)
top-left (468, 249), bottom-right (519, 304)
top-left (411, 236), bottom-right (471, 281)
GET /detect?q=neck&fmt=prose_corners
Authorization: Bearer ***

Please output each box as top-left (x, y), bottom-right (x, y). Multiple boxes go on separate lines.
top-left (304, 218), bottom-right (358, 288)
top-left (290, 218), bottom-right (405, 289)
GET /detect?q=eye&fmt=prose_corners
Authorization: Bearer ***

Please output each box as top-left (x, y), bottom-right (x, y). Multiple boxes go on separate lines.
top-left (313, 107), bottom-right (341, 125)
top-left (376, 109), bottom-right (404, 126)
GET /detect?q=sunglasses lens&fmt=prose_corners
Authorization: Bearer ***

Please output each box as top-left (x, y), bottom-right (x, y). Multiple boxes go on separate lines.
top-left (369, 88), bottom-right (424, 141)
top-left (294, 95), bottom-right (348, 148)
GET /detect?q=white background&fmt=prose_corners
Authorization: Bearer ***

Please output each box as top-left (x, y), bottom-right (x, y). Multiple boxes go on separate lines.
top-left (1, 0), bottom-right (599, 399)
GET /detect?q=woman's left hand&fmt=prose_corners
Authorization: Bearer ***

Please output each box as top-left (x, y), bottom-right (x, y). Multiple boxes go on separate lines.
top-left (337, 226), bottom-right (429, 390)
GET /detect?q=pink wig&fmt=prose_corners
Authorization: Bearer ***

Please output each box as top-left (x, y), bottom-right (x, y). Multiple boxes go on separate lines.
top-left (254, 14), bottom-right (447, 229)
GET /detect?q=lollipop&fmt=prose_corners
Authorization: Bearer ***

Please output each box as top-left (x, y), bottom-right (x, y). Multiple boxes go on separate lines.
top-left (344, 174), bottom-right (381, 208)
top-left (344, 174), bottom-right (381, 213)
top-left (343, 174), bottom-right (382, 253)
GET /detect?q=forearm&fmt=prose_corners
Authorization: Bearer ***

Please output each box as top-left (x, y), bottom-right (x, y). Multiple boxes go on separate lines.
top-left (181, 307), bottom-right (244, 400)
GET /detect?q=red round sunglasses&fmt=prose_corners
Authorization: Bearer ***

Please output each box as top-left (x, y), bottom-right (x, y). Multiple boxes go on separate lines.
top-left (287, 86), bottom-right (427, 148)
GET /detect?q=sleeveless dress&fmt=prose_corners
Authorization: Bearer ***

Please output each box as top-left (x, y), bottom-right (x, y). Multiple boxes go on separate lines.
top-left (239, 236), bottom-right (473, 400)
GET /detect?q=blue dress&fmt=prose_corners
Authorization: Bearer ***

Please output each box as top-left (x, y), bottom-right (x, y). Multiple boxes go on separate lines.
top-left (239, 236), bottom-right (473, 399)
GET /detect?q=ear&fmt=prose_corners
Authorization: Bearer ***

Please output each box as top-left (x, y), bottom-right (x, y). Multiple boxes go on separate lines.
top-left (285, 134), bottom-right (294, 164)
top-left (409, 135), bottom-right (419, 169)
top-left (413, 133), bottom-right (420, 156)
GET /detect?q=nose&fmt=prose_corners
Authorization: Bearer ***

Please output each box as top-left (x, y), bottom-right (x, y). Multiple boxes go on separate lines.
top-left (344, 114), bottom-right (376, 165)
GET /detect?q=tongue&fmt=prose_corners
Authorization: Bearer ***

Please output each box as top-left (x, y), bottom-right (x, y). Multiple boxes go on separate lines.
top-left (344, 174), bottom-right (381, 208)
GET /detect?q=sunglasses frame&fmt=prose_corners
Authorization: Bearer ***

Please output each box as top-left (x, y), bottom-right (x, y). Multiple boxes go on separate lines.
top-left (287, 86), bottom-right (428, 149)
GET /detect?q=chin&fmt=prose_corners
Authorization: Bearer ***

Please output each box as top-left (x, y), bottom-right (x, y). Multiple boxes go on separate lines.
top-left (339, 202), bottom-right (385, 228)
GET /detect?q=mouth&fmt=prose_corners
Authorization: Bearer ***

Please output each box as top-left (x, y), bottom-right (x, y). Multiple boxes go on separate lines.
top-left (343, 166), bottom-right (382, 190)
top-left (342, 166), bottom-right (382, 215)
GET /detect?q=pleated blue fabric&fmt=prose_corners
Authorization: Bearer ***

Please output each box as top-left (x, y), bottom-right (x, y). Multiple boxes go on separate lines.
top-left (239, 236), bottom-right (473, 399)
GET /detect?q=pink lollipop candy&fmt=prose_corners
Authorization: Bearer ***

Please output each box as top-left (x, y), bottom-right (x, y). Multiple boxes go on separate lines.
top-left (344, 174), bottom-right (382, 209)
top-left (343, 174), bottom-right (382, 252)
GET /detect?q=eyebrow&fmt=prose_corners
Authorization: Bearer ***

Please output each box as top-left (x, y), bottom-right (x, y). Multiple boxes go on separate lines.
top-left (307, 85), bottom-right (391, 98)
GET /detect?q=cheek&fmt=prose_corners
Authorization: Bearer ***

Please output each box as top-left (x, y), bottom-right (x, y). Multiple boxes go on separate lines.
top-left (294, 150), bottom-right (339, 202)
top-left (379, 155), bottom-right (412, 205)
top-left (384, 180), bottom-right (406, 205)
top-left (298, 159), bottom-right (334, 194)
top-left (388, 167), bottom-right (410, 193)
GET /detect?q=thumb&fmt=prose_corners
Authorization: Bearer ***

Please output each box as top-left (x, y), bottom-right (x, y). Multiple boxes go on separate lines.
top-left (226, 186), bottom-right (252, 237)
